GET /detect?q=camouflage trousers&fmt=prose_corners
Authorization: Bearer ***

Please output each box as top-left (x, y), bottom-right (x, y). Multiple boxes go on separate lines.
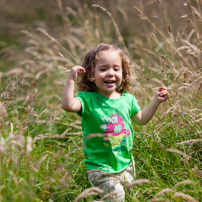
top-left (87, 162), bottom-right (135, 202)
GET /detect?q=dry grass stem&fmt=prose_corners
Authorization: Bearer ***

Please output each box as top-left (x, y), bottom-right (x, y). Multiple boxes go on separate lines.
top-left (165, 148), bottom-right (188, 158)
top-left (154, 188), bottom-right (174, 197)
top-left (124, 179), bottom-right (153, 191)
top-left (174, 179), bottom-right (196, 188)
top-left (173, 192), bottom-right (198, 202)
top-left (85, 133), bottom-right (104, 140)
top-left (1, 0), bottom-right (202, 201)
top-left (101, 191), bottom-right (120, 201)
top-left (73, 187), bottom-right (104, 202)
top-left (176, 139), bottom-right (202, 145)
top-left (148, 197), bottom-right (170, 202)
top-left (91, 4), bottom-right (129, 56)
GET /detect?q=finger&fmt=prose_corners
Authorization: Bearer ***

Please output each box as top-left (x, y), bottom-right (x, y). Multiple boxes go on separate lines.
top-left (158, 91), bottom-right (168, 97)
top-left (78, 67), bottom-right (86, 73)
top-left (80, 68), bottom-right (86, 73)
top-left (158, 90), bottom-right (166, 95)
top-left (157, 87), bottom-right (163, 93)
top-left (159, 86), bottom-right (167, 92)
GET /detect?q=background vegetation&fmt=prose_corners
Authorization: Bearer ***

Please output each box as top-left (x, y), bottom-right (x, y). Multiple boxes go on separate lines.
top-left (0, 0), bottom-right (202, 201)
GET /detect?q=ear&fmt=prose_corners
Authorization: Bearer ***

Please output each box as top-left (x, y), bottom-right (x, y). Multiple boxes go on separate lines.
top-left (88, 69), bottom-right (95, 82)
top-left (88, 77), bottom-right (95, 82)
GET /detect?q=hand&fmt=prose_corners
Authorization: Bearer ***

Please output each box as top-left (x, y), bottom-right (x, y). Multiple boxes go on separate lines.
top-left (68, 66), bottom-right (86, 81)
top-left (156, 86), bottom-right (169, 103)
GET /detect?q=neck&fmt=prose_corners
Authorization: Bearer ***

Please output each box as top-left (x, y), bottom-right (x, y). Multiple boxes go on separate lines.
top-left (97, 90), bottom-right (122, 99)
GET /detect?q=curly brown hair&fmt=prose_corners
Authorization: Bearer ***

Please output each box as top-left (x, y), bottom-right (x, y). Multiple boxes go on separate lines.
top-left (76, 43), bottom-right (131, 92)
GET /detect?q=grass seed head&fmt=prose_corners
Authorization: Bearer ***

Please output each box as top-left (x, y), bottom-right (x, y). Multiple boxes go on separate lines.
top-left (173, 192), bottom-right (198, 202)
top-left (174, 179), bottom-right (195, 188)
top-left (0, 102), bottom-right (7, 119)
top-left (73, 187), bottom-right (104, 202)
top-left (154, 188), bottom-right (174, 197)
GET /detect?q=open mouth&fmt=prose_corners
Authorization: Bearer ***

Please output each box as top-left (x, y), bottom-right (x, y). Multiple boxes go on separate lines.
top-left (104, 80), bottom-right (116, 84)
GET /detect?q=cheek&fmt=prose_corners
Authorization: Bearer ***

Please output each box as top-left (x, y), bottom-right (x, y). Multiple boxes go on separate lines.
top-left (118, 76), bottom-right (124, 84)
top-left (95, 72), bottom-right (104, 78)
top-left (119, 73), bottom-right (123, 80)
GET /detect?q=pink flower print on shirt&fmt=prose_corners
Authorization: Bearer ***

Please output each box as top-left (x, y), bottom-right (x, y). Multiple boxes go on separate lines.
top-left (100, 114), bottom-right (131, 153)
top-left (104, 114), bottom-right (126, 138)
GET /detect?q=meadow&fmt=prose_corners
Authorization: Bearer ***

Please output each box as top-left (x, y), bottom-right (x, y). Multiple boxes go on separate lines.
top-left (0, 0), bottom-right (202, 201)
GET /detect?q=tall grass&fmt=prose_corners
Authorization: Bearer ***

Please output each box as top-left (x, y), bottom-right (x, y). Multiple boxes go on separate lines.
top-left (0, 0), bottom-right (202, 201)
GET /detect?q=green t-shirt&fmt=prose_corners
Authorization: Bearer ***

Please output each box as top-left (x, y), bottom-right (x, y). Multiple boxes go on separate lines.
top-left (76, 91), bottom-right (140, 173)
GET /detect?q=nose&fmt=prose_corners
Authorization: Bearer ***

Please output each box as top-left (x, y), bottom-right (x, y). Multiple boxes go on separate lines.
top-left (106, 68), bottom-right (115, 76)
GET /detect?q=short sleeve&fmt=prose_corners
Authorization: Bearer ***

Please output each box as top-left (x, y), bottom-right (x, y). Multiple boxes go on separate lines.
top-left (131, 96), bottom-right (140, 115)
top-left (76, 92), bottom-right (87, 117)
top-left (127, 93), bottom-right (140, 116)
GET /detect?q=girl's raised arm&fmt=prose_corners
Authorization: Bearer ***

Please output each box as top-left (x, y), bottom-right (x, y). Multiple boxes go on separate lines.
top-left (62, 66), bottom-right (85, 112)
top-left (131, 86), bottom-right (169, 125)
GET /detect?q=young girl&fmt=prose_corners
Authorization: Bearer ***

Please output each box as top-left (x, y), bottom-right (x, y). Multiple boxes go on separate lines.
top-left (62, 43), bottom-right (169, 201)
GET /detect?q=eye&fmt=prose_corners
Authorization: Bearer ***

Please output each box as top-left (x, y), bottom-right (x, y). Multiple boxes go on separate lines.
top-left (114, 67), bottom-right (121, 71)
top-left (100, 68), bottom-right (106, 71)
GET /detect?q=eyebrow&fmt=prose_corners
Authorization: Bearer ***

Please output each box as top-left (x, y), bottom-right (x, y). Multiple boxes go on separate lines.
top-left (98, 64), bottom-right (122, 68)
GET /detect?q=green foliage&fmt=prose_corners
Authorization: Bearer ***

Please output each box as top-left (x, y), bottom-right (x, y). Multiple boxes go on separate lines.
top-left (0, 0), bottom-right (202, 201)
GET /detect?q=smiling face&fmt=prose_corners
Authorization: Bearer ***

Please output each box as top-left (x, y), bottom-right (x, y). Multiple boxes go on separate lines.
top-left (90, 50), bottom-right (123, 98)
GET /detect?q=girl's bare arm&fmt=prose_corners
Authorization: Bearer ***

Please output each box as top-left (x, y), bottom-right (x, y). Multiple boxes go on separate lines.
top-left (62, 66), bottom-right (85, 112)
top-left (131, 86), bottom-right (169, 125)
